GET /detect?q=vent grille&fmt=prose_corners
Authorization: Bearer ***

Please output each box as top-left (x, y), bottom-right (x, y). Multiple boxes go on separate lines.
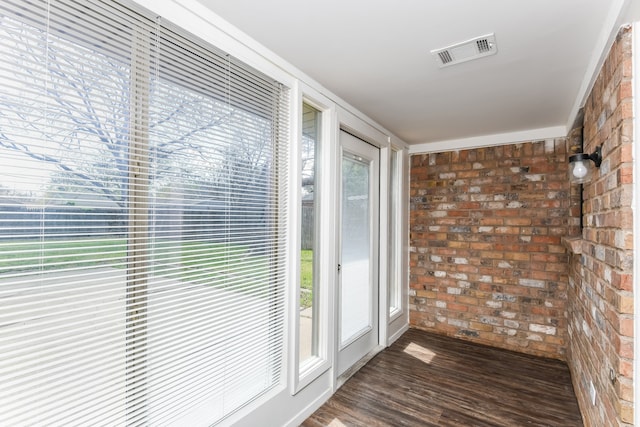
top-left (476, 38), bottom-right (491, 53)
top-left (438, 50), bottom-right (453, 65)
top-left (431, 33), bottom-right (497, 68)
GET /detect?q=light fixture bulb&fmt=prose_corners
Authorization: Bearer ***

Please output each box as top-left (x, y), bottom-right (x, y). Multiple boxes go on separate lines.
top-left (572, 161), bottom-right (588, 179)
top-left (568, 148), bottom-right (601, 185)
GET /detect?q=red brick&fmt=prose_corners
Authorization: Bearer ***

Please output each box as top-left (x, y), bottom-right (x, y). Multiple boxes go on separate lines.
top-left (458, 296), bottom-right (479, 306)
top-left (618, 166), bottom-right (633, 184)
top-left (447, 303), bottom-right (469, 312)
top-left (618, 358), bottom-right (633, 378)
top-left (618, 316), bottom-right (633, 337)
top-left (618, 79), bottom-right (632, 100)
top-left (565, 27), bottom-right (635, 427)
top-left (410, 139), bottom-right (570, 361)
top-left (504, 218), bottom-right (532, 226)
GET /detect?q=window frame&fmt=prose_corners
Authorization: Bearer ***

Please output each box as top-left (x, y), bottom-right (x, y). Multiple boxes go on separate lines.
top-left (388, 147), bottom-right (404, 321)
top-left (289, 83), bottom-right (335, 394)
top-left (385, 141), bottom-right (410, 344)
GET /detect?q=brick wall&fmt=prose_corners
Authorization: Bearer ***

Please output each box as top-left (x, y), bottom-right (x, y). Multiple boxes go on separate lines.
top-left (566, 26), bottom-right (635, 427)
top-left (409, 139), bottom-right (571, 359)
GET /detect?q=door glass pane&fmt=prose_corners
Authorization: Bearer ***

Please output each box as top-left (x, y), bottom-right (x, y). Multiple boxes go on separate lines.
top-left (299, 103), bottom-right (320, 366)
top-left (340, 153), bottom-right (371, 345)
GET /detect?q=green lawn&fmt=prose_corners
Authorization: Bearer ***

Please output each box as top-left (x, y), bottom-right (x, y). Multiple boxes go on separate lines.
top-left (153, 240), bottom-right (269, 290)
top-left (0, 238), bottom-right (126, 272)
top-left (300, 249), bottom-right (313, 309)
top-left (0, 238), bottom-right (309, 302)
top-left (0, 238), bottom-right (267, 287)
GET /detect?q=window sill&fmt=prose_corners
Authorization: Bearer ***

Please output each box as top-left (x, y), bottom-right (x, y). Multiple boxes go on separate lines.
top-left (561, 236), bottom-right (583, 255)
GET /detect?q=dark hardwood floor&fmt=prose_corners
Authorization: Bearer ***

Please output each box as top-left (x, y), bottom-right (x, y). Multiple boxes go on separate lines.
top-left (302, 328), bottom-right (583, 427)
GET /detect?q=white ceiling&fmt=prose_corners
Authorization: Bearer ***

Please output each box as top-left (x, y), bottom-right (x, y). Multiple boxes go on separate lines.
top-left (197, 0), bottom-right (633, 147)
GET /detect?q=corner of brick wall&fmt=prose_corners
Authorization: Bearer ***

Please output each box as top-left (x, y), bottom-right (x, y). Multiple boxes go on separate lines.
top-left (409, 139), bottom-right (570, 359)
top-left (566, 25), bottom-right (635, 427)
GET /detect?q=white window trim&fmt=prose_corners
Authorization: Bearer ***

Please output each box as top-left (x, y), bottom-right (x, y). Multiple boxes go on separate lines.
top-left (289, 82), bottom-right (336, 394)
top-left (387, 138), bottom-right (411, 345)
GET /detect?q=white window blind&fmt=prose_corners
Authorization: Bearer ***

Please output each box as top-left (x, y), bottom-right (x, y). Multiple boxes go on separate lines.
top-left (0, 0), bottom-right (289, 426)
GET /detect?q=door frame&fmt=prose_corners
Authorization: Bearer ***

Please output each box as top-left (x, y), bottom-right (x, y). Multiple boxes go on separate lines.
top-left (332, 108), bottom-right (389, 389)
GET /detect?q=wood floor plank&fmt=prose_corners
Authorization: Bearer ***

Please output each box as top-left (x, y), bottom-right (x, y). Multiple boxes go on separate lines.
top-left (301, 329), bottom-right (583, 427)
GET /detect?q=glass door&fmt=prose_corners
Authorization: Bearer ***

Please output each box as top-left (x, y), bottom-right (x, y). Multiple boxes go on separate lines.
top-left (337, 130), bottom-right (379, 377)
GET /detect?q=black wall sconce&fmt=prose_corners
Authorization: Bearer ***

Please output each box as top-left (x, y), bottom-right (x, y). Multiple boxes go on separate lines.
top-left (568, 145), bottom-right (602, 184)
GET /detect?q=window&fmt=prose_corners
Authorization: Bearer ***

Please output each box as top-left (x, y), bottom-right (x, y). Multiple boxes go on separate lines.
top-left (0, 1), bottom-right (288, 425)
top-left (299, 103), bottom-right (320, 367)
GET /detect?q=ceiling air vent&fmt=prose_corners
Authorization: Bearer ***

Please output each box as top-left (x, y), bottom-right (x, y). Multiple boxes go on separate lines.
top-left (431, 33), bottom-right (497, 68)
top-left (476, 38), bottom-right (491, 53)
top-left (437, 50), bottom-right (453, 65)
